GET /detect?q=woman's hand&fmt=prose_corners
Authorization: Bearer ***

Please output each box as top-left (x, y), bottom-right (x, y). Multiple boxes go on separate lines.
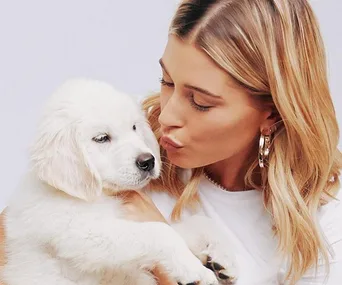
top-left (117, 190), bottom-right (178, 285)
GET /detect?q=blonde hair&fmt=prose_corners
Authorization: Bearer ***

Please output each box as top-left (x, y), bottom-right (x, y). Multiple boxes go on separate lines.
top-left (143, 0), bottom-right (342, 283)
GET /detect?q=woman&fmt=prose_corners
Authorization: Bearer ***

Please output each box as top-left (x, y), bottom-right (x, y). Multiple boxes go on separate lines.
top-left (1, 0), bottom-right (341, 284)
top-left (126, 0), bottom-right (342, 284)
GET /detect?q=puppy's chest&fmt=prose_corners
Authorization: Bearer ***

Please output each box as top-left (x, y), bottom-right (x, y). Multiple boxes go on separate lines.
top-left (90, 195), bottom-right (124, 214)
top-left (45, 195), bottom-right (129, 284)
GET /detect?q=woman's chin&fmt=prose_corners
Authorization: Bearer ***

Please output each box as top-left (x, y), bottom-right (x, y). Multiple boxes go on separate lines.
top-left (166, 150), bottom-right (202, 169)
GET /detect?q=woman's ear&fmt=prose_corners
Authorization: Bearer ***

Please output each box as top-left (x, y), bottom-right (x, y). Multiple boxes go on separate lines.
top-left (30, 123), bottom-right (102, 201)
top-left (260, 109), bottom-right (281, 133)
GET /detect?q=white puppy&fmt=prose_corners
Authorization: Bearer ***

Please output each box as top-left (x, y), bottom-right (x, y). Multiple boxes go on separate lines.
top-left (1, 79), bottom-right (237, 285)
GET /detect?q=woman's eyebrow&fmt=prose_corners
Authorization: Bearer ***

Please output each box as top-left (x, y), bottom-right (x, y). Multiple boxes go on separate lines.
top-left (159, 58), bottom-right (221, 98)
top-left (184, 84), bottom-right (221, 98)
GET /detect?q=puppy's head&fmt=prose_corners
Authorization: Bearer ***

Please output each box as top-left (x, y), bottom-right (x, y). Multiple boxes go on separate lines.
top-left (30, 79), bottom-right (161, 201)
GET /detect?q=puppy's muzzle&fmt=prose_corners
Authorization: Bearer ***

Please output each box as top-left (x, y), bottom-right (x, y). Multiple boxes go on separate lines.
top-left (135, 153), bottom-right (155, 172)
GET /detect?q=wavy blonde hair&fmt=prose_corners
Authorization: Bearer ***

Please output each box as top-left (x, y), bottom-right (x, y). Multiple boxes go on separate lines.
top-left (143, 0), bottom-right (342, 283)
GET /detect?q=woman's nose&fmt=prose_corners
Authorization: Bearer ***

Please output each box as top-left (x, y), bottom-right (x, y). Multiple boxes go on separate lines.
top-left (158, 93), bottom-right (184, 130)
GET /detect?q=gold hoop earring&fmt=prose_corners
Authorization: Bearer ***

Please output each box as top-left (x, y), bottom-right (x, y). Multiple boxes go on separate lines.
top-left (258, 127), bottom-right (276, 168)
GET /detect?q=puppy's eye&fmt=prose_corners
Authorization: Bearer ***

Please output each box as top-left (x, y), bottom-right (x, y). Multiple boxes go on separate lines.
top-left (133, 125), bottom-right (136, 131)
top-left (92, 133), bottom-right (111, 143)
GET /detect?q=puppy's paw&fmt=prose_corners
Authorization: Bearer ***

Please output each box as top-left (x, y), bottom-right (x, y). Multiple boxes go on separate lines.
top-left (198, 244), bottom-right (238, 284)
top-left (171, 215), bottom-right (238, 284)
top-left (164, 251), bottom-right (218, 285)
top-left (175, 265), bottom-right (218, 285)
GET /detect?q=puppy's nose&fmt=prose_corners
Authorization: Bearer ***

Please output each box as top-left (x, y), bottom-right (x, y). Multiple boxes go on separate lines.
top-left (136, 153), bottom-right (155, 172)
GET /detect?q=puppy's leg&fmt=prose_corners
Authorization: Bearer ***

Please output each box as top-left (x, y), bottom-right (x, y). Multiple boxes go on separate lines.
top-left (50, 220), bottom-right (217, 285)
top-left (172, 215), bottom-right (238, 284)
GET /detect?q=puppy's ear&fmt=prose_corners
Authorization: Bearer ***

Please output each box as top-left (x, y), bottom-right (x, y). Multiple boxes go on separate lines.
top-left (30, 123), bottom-right (102, 201)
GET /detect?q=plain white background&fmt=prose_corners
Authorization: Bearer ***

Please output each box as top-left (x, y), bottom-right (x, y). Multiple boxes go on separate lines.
top-left (0, 0), bottom-right (341, 211)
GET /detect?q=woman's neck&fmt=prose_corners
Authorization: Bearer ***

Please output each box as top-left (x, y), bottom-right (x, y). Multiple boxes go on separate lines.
top-left (205, 148), bottom-right (259, 192)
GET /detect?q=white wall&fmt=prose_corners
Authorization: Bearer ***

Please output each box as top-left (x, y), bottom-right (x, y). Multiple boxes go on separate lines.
top-left (311, 0), bottom-right (342, 132)
top-left (0, 0), bottom-right (341, 211)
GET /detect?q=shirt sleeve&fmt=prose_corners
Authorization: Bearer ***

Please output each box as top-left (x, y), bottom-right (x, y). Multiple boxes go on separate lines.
top-left (296, 195), bottom-right (342, 284)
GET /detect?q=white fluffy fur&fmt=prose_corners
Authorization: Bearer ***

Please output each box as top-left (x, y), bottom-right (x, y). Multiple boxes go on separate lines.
top-left (1, 79), bottom-right (236, 285)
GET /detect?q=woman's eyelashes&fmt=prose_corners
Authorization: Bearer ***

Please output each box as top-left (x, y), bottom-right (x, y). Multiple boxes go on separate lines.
top-left (159, 77), bottom-right (213, 112)
top-left (159, 78), bottom-right (174, 88)
top-left (188, 93), bottom-right (211, 112)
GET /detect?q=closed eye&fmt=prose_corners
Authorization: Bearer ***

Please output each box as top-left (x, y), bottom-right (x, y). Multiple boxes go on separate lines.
top-left (159, 78), bottom-right (174, 88)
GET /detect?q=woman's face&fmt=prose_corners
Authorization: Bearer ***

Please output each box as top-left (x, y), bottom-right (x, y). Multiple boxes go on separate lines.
top-left (159, 35), bottom-right (273, 169)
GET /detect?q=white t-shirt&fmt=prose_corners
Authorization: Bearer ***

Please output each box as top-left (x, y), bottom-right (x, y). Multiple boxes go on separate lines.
top-left (149, 175), bottom-right (342, 285)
